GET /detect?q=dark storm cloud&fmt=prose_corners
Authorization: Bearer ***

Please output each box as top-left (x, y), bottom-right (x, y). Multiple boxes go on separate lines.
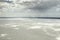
top-left (27, 0), bottom-right (60, 12)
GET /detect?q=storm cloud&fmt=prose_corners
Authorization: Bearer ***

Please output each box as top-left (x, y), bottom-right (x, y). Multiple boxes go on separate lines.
top-left (27, 0), bottom-right (59, 12)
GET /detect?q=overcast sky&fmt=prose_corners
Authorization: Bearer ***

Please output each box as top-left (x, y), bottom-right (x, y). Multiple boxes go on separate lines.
top-left (0, 0), bottom-right (60, 17)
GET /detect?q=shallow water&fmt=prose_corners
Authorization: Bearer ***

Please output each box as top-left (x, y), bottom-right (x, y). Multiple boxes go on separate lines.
top-left (0, 18), bottom-right (60, 40)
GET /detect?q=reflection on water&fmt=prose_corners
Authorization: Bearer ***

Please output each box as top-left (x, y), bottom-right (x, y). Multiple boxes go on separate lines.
top-left (0, 19), bottom-right (60, 40)
top-left (0, 34), bottom-right (8, 37)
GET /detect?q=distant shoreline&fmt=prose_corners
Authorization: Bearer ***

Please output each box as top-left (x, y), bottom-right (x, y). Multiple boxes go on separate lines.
top-left (0, 17), bottom-right (60, 19)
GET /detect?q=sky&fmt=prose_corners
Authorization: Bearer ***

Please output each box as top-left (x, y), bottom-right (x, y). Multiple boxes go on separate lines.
top-left (0, 0), bottom-right (60, 17)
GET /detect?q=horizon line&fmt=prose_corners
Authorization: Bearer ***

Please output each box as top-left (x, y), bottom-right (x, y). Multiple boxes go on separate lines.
top-left (0, 17), bottom-right (60, 19)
